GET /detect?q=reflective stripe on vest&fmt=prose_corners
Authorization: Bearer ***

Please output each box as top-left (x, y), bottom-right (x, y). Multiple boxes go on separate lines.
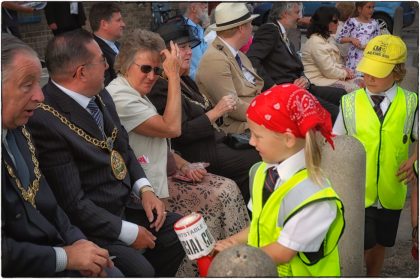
top-left (248, 162), bottom-right (344, 276)
top-left (341, 87), bottom-right (418, 209)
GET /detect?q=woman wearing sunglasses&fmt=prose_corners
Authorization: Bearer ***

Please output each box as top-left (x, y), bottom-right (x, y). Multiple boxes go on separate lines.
top-left (301, 6), bottom-right (364, 93)
top-left (106, 28), bottom-right (251, 276)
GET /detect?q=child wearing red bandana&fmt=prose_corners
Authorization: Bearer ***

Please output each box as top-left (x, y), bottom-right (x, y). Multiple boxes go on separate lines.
top-left (214, 84), bottom-right (345, 277)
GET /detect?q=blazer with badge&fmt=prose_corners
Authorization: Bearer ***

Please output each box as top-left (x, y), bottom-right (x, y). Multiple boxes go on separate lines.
top-left (195, 37), bottom-right (264, 134)
top-left (94, 34), bottom-right (119, 86)
top-left (27, 81), bottom-right (146, 246)
top-left (2, 128), bottom-right (85, 277)
top-left (247, 20), bottom-right (305, 91)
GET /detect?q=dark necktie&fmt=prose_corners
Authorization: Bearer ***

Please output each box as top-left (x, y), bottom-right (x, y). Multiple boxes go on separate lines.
top-left (235, 54), bottom-right (243, 70)
top-left (371, 95), bottom-right (385, 122)
top-left (6, 131), bottom-right (30, 188)
top-left (87, 98), bottom-right (104, 133)
top-left (262, 167), bottom-right (280, 204)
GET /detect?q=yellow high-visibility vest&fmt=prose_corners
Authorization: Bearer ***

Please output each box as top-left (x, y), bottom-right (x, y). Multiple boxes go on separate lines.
top-left (341, 87), bottom-right (417, 209)
top-left (247, 163), bottom-right (345, 276)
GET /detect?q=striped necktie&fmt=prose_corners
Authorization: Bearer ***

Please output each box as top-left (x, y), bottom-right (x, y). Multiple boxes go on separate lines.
top-left (262, 167), bottom-right (280, 204)
top-left (371, 95), bottom-right (385, 122)
top-left (87, 98), bottom-right (104, 133)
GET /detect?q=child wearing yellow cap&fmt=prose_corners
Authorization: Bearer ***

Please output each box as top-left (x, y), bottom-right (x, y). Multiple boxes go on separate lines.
top-left (334, 34), bottom-right (418, 276)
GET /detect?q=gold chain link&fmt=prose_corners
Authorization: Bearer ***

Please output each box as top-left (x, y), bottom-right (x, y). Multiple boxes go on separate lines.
top-left (38, 103), bottom-right (118, 150)
top-left (4, 126), bottom-right (41, 208)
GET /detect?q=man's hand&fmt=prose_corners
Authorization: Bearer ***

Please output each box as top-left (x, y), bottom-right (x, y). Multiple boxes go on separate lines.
top-left (141, 191), bottom-right (166, 231)
top-left (63, 239), bottom-right (113, 277)
top-left (131, 225), bottom-right (157, 250)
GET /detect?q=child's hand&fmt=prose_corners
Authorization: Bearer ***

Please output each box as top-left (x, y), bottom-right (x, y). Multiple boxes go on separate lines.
top-left (397, 156), bottom-right (417, 184)
top-left (351, 38), bottom-right (362, 49)
top-left (345, 68), bottom-right (355, 80)
top-left (214, 238), bottom-right (239, 252)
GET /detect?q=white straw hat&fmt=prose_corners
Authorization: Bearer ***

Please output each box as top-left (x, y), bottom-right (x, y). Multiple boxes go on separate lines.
top-left (213, 3), bottom-right (259, 31)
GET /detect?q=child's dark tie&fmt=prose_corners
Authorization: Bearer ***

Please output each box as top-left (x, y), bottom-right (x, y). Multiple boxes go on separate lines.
top-left (262, 167), bottom-right (279, 204)
top-left (371, 95), bottom-right (385, 122)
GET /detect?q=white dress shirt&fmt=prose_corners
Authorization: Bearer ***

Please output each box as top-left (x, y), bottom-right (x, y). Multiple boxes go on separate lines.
top-left (249, 149), bottom-right (337, 252)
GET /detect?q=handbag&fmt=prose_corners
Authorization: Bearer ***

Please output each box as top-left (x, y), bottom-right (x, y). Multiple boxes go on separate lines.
top-left (223, 130), bottom-right (252, 149)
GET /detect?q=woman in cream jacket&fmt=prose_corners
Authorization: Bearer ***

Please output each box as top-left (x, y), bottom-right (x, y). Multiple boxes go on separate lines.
top-left (301, 6), bottom-right (363, 93)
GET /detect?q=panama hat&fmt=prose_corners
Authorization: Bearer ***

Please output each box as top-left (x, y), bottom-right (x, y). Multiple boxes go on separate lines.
top-left (356, 34), bottom-right (407, 78)
top-left (213, 3), bottom-right (259, 32)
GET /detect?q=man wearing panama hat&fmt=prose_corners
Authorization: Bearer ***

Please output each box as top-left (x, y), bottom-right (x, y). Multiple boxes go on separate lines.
top-left (196, 2), bottom-right (264, 134)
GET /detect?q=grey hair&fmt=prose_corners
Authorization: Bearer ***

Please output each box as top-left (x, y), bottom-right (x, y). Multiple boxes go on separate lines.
top-left (114, 28), bottom-right (165, 75)
top-left (45, 29), bottom-right (95, 78)
top-left (268, 2), bottom-right (301, 22)
top-left (1, 33), bottom-right (38, 80)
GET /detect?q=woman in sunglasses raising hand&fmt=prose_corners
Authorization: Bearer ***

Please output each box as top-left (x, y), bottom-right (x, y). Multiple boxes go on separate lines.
top-left (107, 28), bottom-right (251, 277)
top-left (107, 28), bottom-right (182, 199)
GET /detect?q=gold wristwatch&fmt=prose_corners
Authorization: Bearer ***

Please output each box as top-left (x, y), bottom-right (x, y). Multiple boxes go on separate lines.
top-left (140, 186), bottom-right (155, 195)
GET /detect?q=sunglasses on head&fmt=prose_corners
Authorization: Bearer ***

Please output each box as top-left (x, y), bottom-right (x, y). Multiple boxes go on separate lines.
top-left (133, 62), bottom-right (163, 76)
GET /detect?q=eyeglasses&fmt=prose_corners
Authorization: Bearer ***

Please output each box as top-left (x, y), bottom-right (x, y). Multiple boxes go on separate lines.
top-left (331, 19), bottom-right (339, 24)
top-left (72, 56), bottom-right (108, 78)
top-left (132, 62), bottom-right (163, 76)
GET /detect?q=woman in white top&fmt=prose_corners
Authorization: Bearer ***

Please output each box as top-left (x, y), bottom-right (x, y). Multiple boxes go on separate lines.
top-left (106, 28), bottom-right (249, 276)
top-left (301, 6), bottom-right (364, 93)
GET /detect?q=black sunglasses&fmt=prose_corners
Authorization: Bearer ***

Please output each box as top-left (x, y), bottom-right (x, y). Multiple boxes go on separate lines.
top-left (133, 62), bottom-right (163, 76)
top-left (331, 19), bottom-right (338, 24)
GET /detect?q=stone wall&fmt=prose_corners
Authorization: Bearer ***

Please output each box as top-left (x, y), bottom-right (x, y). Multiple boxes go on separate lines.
top-left (17, 2), bottom-right (164, 60)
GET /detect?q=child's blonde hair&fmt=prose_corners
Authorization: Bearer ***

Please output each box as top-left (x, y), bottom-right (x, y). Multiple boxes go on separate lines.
top-left (305, 129), bottom-right (326, 186)
top-left (393, 63), bottom-right (406, 83)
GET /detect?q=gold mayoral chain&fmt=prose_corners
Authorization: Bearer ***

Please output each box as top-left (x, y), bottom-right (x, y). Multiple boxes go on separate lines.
top-left (4, 126), bottom-right (41, 208)
top-left (38, 103), bottom-right (128, 180)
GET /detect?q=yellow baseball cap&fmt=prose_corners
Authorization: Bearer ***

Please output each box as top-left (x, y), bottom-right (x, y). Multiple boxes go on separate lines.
top-left (356, 35), bottom-right (407, 78)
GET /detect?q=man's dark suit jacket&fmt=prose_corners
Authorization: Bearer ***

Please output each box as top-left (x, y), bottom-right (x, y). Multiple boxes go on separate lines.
top-left (94, 35), bottom-right (119, 86)
top-left (44, 2), bottom-right (86, 35)
top-left (28, 81), bottom-right (146, 246)
top-left (247, 20), bottom-right (305, 91)
top-left (2, 128), bottom-right (85, 277)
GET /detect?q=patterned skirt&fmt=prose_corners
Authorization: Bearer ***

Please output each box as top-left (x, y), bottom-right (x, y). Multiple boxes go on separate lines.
top-left (166, 173), bottom-right (250, 277)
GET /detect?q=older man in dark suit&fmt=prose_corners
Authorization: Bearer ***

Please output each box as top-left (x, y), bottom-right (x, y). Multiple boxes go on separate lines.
top-left (89, 2), bottom-right (125, 86)
top-left (247, 2), bottom-right (346, 121)
top-left (1, 33), bottom-right (121, 277)
top-left (27, 29), bottom-right (185, 277)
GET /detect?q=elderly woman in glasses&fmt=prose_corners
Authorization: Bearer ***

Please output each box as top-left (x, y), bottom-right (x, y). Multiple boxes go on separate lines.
top-left (150, 19), bottom-right (260, 203)
top-left (301, 6), bottom-right (364, 93)
top-left (106, 28), bottom-right (251, 276)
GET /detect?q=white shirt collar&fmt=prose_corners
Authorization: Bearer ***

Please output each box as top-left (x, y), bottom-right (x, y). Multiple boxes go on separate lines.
top-left (366, 82), bottom-right (397, 103)
top-left (265, 148), bottom-right (306, 183)
top-left (277, 20), bottom-right (287, 36)
top-left (217, 36), bottom-right (238, 57)
top-left (51, 79), bottom-right (93, 110)
top-left (95, 34), bottom-right (119, 54)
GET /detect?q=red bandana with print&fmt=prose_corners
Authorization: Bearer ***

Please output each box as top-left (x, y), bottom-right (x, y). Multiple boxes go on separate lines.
top-left (246, 84), bottom-right (334, 148)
